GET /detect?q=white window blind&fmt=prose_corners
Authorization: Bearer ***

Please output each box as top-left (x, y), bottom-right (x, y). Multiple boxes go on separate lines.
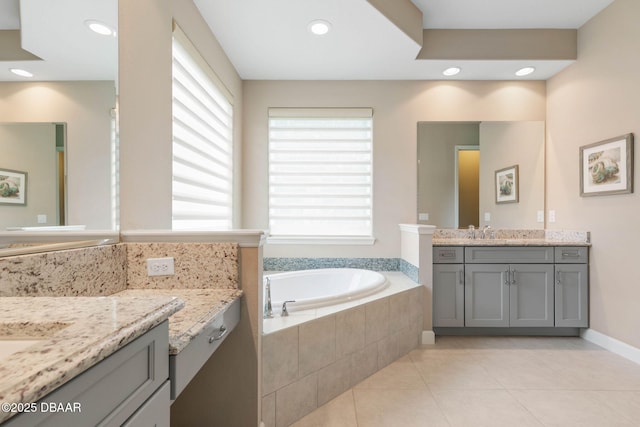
top-left (172, 26), bottom-right (233, 230)
top-left (268, 108), bottom-right (373, 240)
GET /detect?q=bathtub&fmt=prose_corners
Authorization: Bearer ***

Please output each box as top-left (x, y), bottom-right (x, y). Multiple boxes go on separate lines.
top-left (264, 268), bottom-right (389, 313)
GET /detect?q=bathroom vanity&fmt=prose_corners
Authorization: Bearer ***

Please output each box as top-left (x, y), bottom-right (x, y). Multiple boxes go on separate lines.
top-left (433, 241), bottom-right (589, 335)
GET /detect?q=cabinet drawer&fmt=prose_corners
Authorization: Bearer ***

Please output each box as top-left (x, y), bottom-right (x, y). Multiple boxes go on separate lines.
top-left (433, 247), bottom-right (464, 263)
top-left (555, 247), bottom-right (588, 264)
top-left (169, 298), bottom-right (241, 400)
top-left (465, 246), bottom-right (554, 264)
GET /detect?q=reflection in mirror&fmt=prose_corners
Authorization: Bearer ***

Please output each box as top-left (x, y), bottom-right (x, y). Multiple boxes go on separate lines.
top-left (0, 0), bottom-right (117, 234)
top-left (417, 121), bottom-right (545, 229)
top-left (1, 123), bottom-right (66, 229)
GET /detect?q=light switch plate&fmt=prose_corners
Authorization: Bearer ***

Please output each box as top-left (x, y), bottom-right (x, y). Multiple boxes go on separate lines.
top-left (418, 213), bottom-right (429, 221)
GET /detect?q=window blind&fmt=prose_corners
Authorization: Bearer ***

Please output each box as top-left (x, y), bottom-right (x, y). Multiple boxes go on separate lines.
top-left (172, 26), bottom-right (233, 230)
top-left (268, 108), bottom-right (373, 239)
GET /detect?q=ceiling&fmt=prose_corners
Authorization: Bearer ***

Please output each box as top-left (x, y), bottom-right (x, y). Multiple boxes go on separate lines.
top-left (194, 0), bottom-right (615, 80)
top-left (0, 0), bottom-right (117, 82)
top-left (0, 0), bottom-right (614, 82)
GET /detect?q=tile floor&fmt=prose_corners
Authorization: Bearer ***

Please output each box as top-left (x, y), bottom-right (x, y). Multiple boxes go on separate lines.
top-left (291, 336), bottom-right (640, 427)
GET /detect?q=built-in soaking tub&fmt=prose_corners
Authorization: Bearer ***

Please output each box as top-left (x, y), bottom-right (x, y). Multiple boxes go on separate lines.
top-left (264, 268), bottom-right (389, 313)
top-left (260, 268), bottom-right (424, 426)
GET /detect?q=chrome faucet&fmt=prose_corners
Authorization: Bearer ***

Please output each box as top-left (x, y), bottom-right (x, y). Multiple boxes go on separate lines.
top-left (263, 277), bottom-right (273, 318)
top-left (481, 225), bottom-right (493, 239)
top-left (468, 224), bottom-right (476, 239)
top-left (281, 300), bottom-right (296, 317)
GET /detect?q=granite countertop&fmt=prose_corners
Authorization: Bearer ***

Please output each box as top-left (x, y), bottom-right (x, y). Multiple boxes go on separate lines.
top-left (113, 288), bottom-right (244, 355)
top-left (432, 238), bottom-right (591, 247)
top-left (432, 229), bottom-right (591, 247)
top-left (0, 295), bottom-right (183, 423)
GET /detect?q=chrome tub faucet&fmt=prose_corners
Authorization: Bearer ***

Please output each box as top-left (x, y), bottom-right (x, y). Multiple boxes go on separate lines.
top-left (264, 277), bottom-right (273, 318)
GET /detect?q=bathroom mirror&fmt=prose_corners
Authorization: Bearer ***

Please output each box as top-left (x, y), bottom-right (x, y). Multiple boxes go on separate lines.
top-left (0, 0), bottom-right (117, 232)
top-left (417, 121), bottom-right (545, 229)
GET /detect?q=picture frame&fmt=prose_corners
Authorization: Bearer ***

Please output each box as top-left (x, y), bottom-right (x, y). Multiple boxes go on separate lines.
top-left (580, 133), bottom-right (634, 197)
top-left (495, 165), bottom-right (519, 204)
top-left (0, 168), bottom-right (28, 205)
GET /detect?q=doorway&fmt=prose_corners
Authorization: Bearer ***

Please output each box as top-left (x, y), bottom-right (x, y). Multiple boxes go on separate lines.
top-left (455, 146), bottom-right (479, 228)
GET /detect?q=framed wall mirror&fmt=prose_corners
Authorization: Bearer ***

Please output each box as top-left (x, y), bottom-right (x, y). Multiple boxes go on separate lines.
top-left (417, 121), bottom-right (545, 229)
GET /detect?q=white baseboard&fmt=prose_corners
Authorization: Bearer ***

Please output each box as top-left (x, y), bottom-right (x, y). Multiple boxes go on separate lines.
top-left (421, 330), bottom-right (435, 345)
top-left (581, 328), bottom-right (640, 365)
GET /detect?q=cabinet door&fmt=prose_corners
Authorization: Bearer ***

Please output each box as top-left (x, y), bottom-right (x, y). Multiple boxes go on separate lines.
top-left (465, 264), bottom-right (509, 327)
top-left (555, 264), bottom-right (589, 327)
top-left (509, 264), bottom-right (554, 327)
top-left (433, 264), bottom-right (464, 327)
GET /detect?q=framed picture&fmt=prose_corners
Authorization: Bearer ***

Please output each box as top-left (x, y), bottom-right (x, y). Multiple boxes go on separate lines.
top-left (0, 168), bottom-right (27, 205)
top-left (495, 165), bottom-right (519, 204)
top-left (580, 133), bottom-right (634, 196)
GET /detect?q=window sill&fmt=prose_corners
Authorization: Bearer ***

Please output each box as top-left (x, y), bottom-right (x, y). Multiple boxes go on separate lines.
top-left (267, 236), bottom-right (376, 245)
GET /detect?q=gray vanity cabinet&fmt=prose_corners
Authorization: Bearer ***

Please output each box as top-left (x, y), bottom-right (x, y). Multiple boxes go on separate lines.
top-left (555, 247), bottom-right (589, 327)
top-left (433, 247), bottom-right (464, 327)
top-left (464, 264), bottom-right (509, 327)
top-left (433, 264), bottom-right (465, 326)
top-left (434, 245), bottom-right (587, 333)
top-left (464, 263), bottom-right (554, 327)
top-left (464, 247), bottom-right (555, 328)
top-left (4, 322), bottom-right (170, 427)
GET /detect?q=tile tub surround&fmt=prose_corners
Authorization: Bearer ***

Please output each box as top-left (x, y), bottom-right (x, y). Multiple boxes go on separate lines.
top-left (114, 288), bottom-right (243, 354)
top-left (261, 273), bottom-right (423, 427)
top-left (126, 242), bottom-right (239, 289)
top-left (0, 296), bottom-right (183, 423)
top-left (0, 244), bottom-right (127, 297)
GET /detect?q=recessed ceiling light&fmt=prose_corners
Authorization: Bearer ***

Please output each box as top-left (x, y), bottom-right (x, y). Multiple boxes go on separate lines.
top-left (308, 20), bottom-right (332, 36)
top-left (85, 19), bottom-right (117, 37)
top-left (442, 67), bottom-right (461, 76)
top-left (515, 66), bottom-right (536, 77)
top-left (9, 68), bottom-right (33, 78)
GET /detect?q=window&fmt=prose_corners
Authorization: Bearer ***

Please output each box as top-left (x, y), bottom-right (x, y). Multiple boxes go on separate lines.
top-left (171, 25), bottom-right (233, 230)
top-left (268, 108), bottom-right (374, 243)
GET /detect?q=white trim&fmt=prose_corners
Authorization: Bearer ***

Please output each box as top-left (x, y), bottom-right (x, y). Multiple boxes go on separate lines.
top-left (268, 107), bottom-right (372, 118)
top-left (399, 224), bottom-right (436, 235)
top-left (581, 328), bottom-right (640, 365)
top-left (421, 330), bottom-right (436, 345)
top-left (120, 230), bottom-right (266, 247)
top-left (266, 236), bottom-right (375, 245)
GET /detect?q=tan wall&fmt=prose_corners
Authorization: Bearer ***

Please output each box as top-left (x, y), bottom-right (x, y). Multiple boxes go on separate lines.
top-left (0, 123), bottom-right (57, 227)
top-left (479, 121), bottom-right (545, 229)
top-left (118, 0), bottom-right (243, 230)
top-left (0, 81), bottom-right (116, 229)
top-left (546, 0), bottom-right (640, 348)
top-left (243, 80), bottom-right (546, 257)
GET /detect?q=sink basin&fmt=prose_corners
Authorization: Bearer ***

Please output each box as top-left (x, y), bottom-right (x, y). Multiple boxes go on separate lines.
top-left (0, 322), bottom-right (70, 360)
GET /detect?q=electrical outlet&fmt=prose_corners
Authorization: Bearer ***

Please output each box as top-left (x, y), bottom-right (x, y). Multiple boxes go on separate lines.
top-left (37, 214), bottom-right (47, 224)
top-left (484, 212), bottom-right (491, 222)
top-left (537, 210), bottom-right (544, 223)
top-left (418, 213), bottom-right (429, 221)
top-left (548, 210), bottom-right (556, 223)
top-left (147, 257), bottom-right (175, 276)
